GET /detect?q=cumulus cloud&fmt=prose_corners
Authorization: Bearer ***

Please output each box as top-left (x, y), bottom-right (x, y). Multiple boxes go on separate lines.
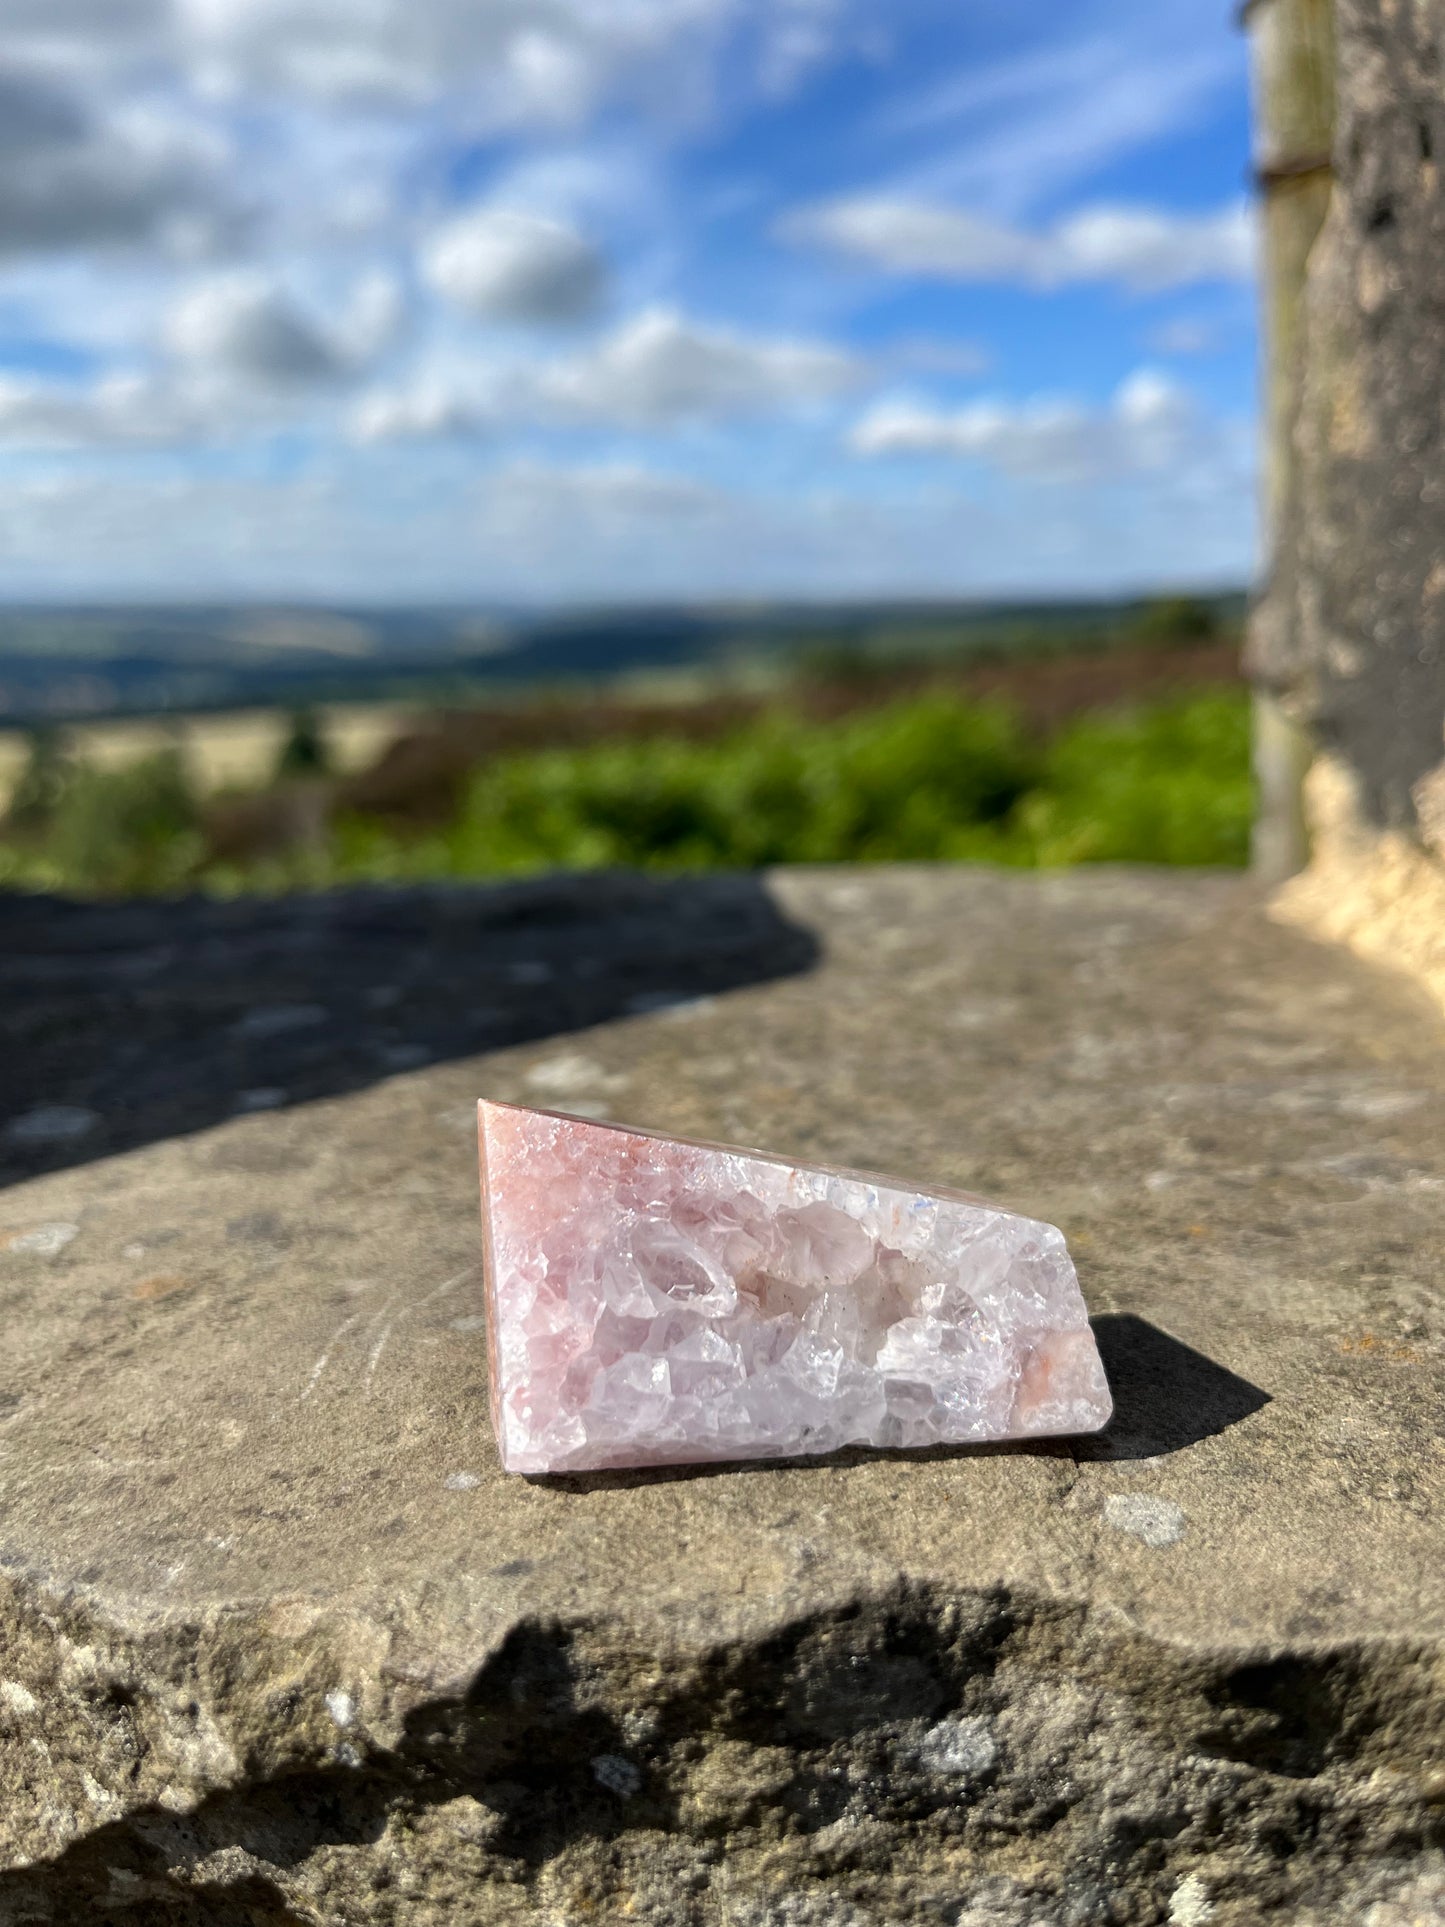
top-left (850, 369), bottom-right (1218, 485)
top-left (784, 196), bottom-right (1255, 293)
top-left (537, 306), bottom-right (861, 426)
top-left (167, 0), bottom-right (709, 110)
top-left (0, 0), bottom-right (857, 138)
top-left (334, 270), bottom-right (407, 360)
top-left (164, 272), bottom-right (345, 385)
top-left (422, 207), bottom-right (605, 323)
top-left (349, 381), bottom-right (495, 444)
top-left (350, 306), bottom-right (862, 439)
top-left (0, 66), bottom-right (227, 257)
top-left (0, 370), bottom-right (193, 447)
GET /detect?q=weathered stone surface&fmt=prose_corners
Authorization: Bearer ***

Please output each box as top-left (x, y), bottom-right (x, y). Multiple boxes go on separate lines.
top-left (1, 867), bottom-right (1442, 1924)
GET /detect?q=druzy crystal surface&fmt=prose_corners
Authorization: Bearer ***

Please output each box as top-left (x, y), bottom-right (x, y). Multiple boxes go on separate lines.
top-left (478, 1101), bottom-right (1112, 1475)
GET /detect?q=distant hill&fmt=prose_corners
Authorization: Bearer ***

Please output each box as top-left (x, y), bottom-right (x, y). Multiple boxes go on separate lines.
top-left (0, 594), bottom-right (1246, 725)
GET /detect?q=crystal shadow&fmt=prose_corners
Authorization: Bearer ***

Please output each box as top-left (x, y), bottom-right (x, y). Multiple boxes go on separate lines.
top-left (0, 872), bottom-right (820, 1186)
top-left (1073, 1312), bottom-right (1271, 1462)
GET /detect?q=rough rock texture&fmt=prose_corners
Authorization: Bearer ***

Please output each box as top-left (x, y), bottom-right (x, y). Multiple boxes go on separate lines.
top-left (1, 867), bottom-right (1442, 1925)
top-left (1254, 0), bottom-right (1445, 1006)
top-left (479, 1104), bottom-right (1111, 1474)
top-left (1290, 0), bottom-right (1445, 833)
top-left (1273, 755), bottom-right (1445, 1016)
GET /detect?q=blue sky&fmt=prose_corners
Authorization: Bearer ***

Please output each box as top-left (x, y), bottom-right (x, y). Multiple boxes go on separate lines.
top-left (0, 0), bottom-right (1258, 604)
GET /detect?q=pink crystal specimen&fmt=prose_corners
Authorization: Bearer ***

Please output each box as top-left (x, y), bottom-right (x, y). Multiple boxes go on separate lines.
top-left (478, 1101), bottom-right (1112, 1475)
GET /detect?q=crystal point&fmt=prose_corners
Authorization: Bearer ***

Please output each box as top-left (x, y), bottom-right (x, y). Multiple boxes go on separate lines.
top-left (478, 1101), bottom-right (1112, 1474)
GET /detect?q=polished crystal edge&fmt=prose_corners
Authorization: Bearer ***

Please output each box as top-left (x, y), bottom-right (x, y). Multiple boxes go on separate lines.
top-left (478, 1100), bottom-right (1112, 1475)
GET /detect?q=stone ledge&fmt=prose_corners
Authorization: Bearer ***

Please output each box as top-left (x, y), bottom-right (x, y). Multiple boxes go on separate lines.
top-left (1, 867), bottom-right (1441, 1925)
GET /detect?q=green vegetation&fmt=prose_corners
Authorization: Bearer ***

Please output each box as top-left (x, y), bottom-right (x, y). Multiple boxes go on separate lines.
top-left (0, 688), bottom-right (1251, 896)
top-left (274, 707), bottom-right (331, 781)
top-left (5, 728), bottom-right (77, 836)
top-left (35, 749), bottom-right (202, 894)
top-left (1129, 594), bottom-right (1221, 649)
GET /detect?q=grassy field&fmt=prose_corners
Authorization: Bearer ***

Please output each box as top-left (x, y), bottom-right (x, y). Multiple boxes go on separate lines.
top-left (0, 674), bottom-right (1253, 896)
top-left (0, 703), bottom-right (417, 813)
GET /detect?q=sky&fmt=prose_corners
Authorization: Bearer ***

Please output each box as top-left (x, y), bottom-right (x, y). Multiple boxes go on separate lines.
top-left (0, 0), bottom-right (1259, 605)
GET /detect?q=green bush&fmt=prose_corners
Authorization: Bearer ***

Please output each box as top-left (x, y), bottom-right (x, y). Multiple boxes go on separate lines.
top-left (4, 728), bottom-right (78, 836)
top-left (330, 689), bottom-right (1250, 882)
top-left (2, 687), bottom-right (1252, 896)
top-left (330, 697), bottom-right (1036, 878)
top-left (1014, 693), bottom-right (1253, 867)
top-left (275, 707), bottom-right (331, 781)
top-left (44, 749), bottom-right (203, 894)
top-left (1132, 595), bottom-right (1221, 648)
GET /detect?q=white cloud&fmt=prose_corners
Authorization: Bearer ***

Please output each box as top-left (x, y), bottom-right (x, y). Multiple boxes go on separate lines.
top-left (0, 0), bottom-right (858, 139)
top-left (0, 267), bottom-right (397, 450)
top-left (0, 67), bottom-right (229, 257)
top-left (170, 0), bottom-right (715, 110)
top-left (349, 380), bottom-right (495, 444)
top-left (334, 269), bottom-right (407, 360)
top-left (164, 272), bottom-right (343, 384)
top-left (784, 199), bottom-right (1034, 281)
top-left (864, 5), bottom-right (1242, 217)
top-left (0, 370), bottom-right (193, 447)
top-left (0, 436), bottom-right (1255, 603)
top-left (1050, 205), bottom-right (1254, 292)
top-left (537, 306), bottom-right (861, 426)
top-left (0, 0), bottom-right (1256, 605)
top-left (349, 305), bottom-right (862, 439)
top-left (786, 196), bottom-right (1255, 293)
top-left (422, 207), bottom-right (605, 323)
top-left (850, 369), bottom-right (1219, 485)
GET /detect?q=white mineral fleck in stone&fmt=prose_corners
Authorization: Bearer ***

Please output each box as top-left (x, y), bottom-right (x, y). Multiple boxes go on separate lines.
top-left (445, 1471), bottom-right (481, 1490)
top-left (918, 1715), bottom-right (998, 1779)
top-left (1104, 1495), bottom-right (1187, 1548)
top-left (1, 1681), bottom-right (39, 1716)
top-left (4, 1223), bottom-right (79, 1257)
top-left (478, 1101), bottom-right (1112, 1475)
top-left (525, 1054), bottom-right (627, 1097)
top-left (1168, 1872), bottom-right (1216, 1925)
top-left (325, 1690), bottom-right (355, 1729)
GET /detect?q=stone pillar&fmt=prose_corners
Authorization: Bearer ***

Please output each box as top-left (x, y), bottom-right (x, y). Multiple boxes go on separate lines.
top-left (1250, 0), bottom-right (1445, 1011)
top-left (1242, 0), bottom-right (1337, 881)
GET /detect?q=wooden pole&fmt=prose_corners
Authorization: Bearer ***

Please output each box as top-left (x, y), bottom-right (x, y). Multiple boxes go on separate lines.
top-left (1242, 0), bottom-right (1336, 881)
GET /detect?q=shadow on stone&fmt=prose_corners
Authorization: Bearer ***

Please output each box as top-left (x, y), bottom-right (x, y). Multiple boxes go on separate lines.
top-left (1079, 1313), bottom-right (1271, 1462)
top-left (0, 872), bottom-right (820, 1187)
top-left (1, 1579), bottom-right (1421, 1924)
